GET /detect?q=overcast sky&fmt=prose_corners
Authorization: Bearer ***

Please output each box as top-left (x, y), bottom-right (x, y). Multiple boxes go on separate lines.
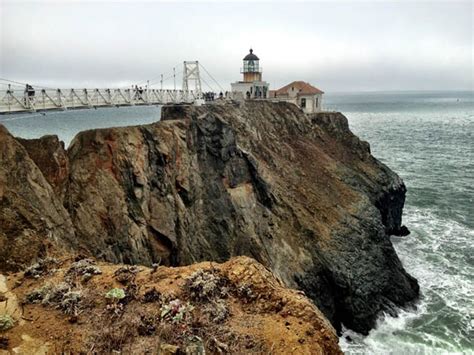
top-left (0, 0), bottom-right (472, 92)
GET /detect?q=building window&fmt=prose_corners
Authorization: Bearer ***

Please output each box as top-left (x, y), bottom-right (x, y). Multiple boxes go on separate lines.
top-left (248, 60), bottom-right (254, 71)
top-left (301, 98), bottom-right (306, 108)
top-left (244, 60), bottom-right (259, 72)
top-left (316, 97), bottom-right (319, 108)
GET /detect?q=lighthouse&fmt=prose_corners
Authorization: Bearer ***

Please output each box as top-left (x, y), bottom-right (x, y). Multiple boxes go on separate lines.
top-left (231, 48), bottom-right (270, 100)
top-left (242, 49), bottom-right (261, 82)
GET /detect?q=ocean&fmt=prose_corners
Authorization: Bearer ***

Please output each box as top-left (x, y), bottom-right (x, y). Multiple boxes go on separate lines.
top-left (326, 91), bottom-right (474, 355)
top-left (0, 105), bottom-right (163, 147)
top-left (1, 91), bottom-right (473, 354)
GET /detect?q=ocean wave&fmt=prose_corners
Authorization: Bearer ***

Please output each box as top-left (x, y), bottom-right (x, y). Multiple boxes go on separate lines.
top-left (341, 207), bottom-right (474, 354)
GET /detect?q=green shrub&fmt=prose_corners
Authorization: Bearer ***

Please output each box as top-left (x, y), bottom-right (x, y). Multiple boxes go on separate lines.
top-left (66, 259), bottom-right (102, 283)
top-left (0, 315), bottom-right (14, 331)
top-left (105, 288), bottom-right (126, 301)
top-left (184, 269), bottom-right (228, 302)
top-left (24, 283), bottom-right (82, 316)
top-left (205, 299), bottom-right (229, 323)
top-left (59, 291), bottom-right (82, 315)
top-left (24, 285), bottom-right (51, 304)
top-left (42, 283), bottom-right (70, 306)
top-left (24, 257), bottom-right (59, 278)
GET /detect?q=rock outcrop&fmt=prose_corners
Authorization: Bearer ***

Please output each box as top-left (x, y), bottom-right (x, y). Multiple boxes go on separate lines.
top-left (0, 127), bottom-right (75, 271)
top-left (0, 101), bottom-right (419, 335)
top-left (17, 135), bottom-right (69, 200)
top-left (0, 256), bottom-right (341, 354)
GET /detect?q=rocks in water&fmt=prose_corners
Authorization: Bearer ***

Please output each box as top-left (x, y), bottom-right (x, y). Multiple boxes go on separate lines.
top-left (394, 225), bottom-right (411, 237)
top-left (0, 101), bottom-right (419, 335)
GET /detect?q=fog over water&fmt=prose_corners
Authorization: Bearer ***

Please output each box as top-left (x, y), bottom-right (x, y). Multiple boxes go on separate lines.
top-left (1, 1), bottom-right (472, 92)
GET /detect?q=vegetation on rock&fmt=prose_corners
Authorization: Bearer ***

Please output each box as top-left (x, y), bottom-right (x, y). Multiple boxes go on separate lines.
top-left (0, 315), bottom-right (14, 331)
top-left (0, 257), bottom-right (341, 354)
top-left (105, 288), bottom-right (126, 301)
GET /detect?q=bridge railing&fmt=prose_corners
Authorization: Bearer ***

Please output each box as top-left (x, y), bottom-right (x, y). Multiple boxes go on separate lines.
top-left (0, 87), bottom-right (200, 113)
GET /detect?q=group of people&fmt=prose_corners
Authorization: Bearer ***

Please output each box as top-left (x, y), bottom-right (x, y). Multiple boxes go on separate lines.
top-left (203, 91), bottom-right (226, 102)
top-left (130, 86), bottom-right (230, 103)
top-left (246, 90), bottom-right (264, 99)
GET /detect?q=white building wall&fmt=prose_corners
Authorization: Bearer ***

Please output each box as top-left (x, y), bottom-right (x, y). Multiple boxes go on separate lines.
top-left (231, 82), bottom-right (253, 95)
top-left (270, 93), bottom-right (323, 114)
top-left (314, 93), bottom-right (322, 112)
top-left (299, 95), bottom-right (314, 114)
top-left (288, 86), bottom-right (298, 99)
top-left (231, 81), bottom-right (270, 100)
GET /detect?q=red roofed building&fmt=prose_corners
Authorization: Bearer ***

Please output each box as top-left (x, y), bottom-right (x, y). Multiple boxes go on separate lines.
top-left (269, 81), bottom-right (324, 113)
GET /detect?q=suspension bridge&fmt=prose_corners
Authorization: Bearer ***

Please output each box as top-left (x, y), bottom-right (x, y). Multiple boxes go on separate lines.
top-left (0, 61), bottom-right (225, 114)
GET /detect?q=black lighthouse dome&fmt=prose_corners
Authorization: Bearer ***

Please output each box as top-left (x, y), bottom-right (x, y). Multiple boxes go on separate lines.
top-left (243, 48), bottom-right (259, 61)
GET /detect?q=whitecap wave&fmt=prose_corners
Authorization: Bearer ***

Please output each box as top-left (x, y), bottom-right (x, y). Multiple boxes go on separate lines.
top-left (341, 208), bottom-right (474, 354)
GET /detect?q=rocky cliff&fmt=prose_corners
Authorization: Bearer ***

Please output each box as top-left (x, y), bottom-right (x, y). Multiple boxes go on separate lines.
top-left (0, 101), bottom-right (419, 336)
top-left (0, 127), bottom-right (76, 271)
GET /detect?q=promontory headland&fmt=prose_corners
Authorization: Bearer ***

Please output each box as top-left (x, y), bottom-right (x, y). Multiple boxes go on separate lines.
top-left (0, 101), bottom-right (419, 353)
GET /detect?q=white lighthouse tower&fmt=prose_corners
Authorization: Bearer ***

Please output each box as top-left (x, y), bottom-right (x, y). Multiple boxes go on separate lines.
top-left (231, 48), bottom-right (270, 100)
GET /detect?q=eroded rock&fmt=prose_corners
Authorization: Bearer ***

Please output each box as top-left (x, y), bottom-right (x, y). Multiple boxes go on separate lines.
top-left (0, 101), bottom-right (419, 334)
top-left (0, 126), bottom-right (75, 271)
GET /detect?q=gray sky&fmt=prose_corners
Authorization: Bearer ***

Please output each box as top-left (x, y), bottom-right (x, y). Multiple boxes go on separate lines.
top-left (0, 0), bottom-right (472, 92)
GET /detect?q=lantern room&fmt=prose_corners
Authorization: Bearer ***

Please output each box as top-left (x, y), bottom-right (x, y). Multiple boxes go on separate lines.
top-left (241, 49), bottom-right (262, 82)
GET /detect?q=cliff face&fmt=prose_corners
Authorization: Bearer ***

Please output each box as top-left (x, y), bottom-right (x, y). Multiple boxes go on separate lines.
top-left (0, 127), bottom-right (75, 271)
top-left (17, 135), bottom-right (69, 200)
top-left (0, 101), bottom-right (419, 335)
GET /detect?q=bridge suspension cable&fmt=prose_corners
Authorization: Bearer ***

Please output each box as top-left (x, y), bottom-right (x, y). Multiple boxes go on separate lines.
top-left (199, 63), bottom-right (225, 93)
top-left (149, 70), bottom-right (183, 87)
top-left (0, 78), bottom-right (56, 91)
top-left (129, 62), bottom-right (182, 88)
top-left (200, 76), bottom-right (216, 93)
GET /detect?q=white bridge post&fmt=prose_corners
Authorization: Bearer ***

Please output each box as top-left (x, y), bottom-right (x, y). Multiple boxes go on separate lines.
top-left (182, 61), bottom-right (202, 103)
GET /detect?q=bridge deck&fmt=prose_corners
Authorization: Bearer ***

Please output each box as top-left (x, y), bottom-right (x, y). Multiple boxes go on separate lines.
top-left (0, 88), bottom-right (199, 114)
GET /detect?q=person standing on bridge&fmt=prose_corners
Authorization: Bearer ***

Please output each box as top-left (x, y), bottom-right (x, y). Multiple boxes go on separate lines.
top-left (134, 85), bottom-right (139, 100)
top-left (24, 84), bottom-right (35, 107)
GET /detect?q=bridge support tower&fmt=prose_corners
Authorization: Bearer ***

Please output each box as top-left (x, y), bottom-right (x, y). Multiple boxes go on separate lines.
top-left (182, 61), bottom-right (202, 101)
